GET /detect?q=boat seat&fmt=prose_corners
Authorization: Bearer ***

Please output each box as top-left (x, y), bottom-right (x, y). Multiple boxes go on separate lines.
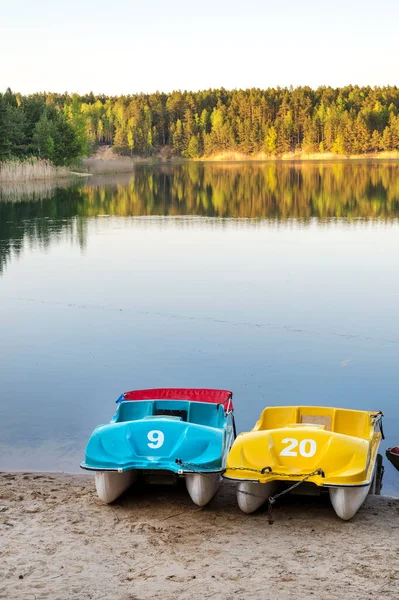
top-left (301, 415), bottom-right (331, 430)
top-left (288, 422), bottom-right (326, 430)
top-left (154, 409), bottom-right (188, 422)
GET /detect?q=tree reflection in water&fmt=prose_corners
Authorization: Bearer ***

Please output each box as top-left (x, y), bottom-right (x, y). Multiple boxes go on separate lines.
top-left (2, 162), bottom-right (399, 274)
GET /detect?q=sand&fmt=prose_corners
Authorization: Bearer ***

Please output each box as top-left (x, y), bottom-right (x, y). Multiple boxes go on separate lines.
top-left (1, 473), bottom-right (398, 600)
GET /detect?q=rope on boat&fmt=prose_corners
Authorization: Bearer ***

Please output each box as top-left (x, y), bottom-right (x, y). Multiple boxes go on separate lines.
top-left (227, 466), bottom-right (325, 478)
top-left (371, 411), bottom-right (385, 440)
top-left (175, 459), bottom-right (221, 471)
top-left (176, 459), bottom-right (325, 524)
top-left (232, 468), bottom-right (325, 524)
top-left (218, 465), bottom-right (272, 475)
top-left (266, 468), bottom-right (325, 524)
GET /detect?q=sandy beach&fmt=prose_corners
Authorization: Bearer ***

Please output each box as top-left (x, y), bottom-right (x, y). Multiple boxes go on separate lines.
top-left (0, 473), bottom-right (398, 600)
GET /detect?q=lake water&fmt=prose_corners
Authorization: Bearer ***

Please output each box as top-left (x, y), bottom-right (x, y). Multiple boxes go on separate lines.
top-left (1, 162), bottom-right (398, 495)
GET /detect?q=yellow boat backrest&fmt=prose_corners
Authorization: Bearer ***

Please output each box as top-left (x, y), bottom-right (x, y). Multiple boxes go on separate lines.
top-left (254, 406), bottom-right (373, 440)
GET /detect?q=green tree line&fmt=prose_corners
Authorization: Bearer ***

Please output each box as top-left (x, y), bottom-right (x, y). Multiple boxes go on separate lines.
top-left (0, 88), bottom-right (88, 165)
top-left (3, 85), bottom-right (399, 162)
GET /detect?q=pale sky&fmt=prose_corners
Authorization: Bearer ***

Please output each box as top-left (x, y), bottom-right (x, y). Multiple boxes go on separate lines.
top-left (1, 0), bottom-right (399, 95)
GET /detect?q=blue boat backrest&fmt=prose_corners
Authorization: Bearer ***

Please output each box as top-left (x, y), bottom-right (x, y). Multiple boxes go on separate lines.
top-left (113, 400), bottom-right (225, 428)
top-left (154, 408), bottom-right (188, 421)
top-left (188, 401), bottom-right (224, 427)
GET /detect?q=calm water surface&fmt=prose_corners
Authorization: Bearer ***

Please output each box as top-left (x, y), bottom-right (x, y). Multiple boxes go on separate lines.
top-left (1, 162), bottom-right (398, 495)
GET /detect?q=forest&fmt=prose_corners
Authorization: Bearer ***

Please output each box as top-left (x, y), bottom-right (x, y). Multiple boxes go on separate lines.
top-left (2, 85), bottom-right (399, 164)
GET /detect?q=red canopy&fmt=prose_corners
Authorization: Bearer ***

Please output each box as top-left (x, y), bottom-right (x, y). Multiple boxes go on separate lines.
top-left (122, 388), bottom-right (233, 410)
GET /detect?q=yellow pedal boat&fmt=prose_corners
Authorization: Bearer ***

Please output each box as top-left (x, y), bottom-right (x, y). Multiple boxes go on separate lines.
top-left (224, 406), bottom-right (383, 520)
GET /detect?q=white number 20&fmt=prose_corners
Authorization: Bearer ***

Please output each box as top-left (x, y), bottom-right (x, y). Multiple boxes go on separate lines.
top-left (147, 430), bottom-right (164, 449)
top-left (280, 438), bottom-right (316, 458)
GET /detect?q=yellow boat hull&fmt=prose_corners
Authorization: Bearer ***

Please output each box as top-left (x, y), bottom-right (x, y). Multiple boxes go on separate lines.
top-left (224, 406), bottom-right (383, 520)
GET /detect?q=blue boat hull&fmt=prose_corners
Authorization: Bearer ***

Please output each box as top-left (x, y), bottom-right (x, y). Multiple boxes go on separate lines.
top-left (81, 399), bottom-right (235, 505)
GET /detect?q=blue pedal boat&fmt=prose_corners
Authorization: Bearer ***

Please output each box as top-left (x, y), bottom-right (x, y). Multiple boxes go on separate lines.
top-left (81, 388), bottom-right (235, 506)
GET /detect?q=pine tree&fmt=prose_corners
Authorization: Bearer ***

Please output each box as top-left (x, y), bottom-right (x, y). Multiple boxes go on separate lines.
top-left (354, 115), bottom-right (370, 153)
top-left (33, 113), bottom-right (55, 160)
top-left (302, 117), bottom-right (317, 154)
top-left (370, 129), bottom-right (380, 152)
top-left (379, 128), bottom-right (391, 151)
top-left (389, 114), bottom-right (399, 149)
top-left (127, 117), bottom-right (136, 156)
top-left (173, 119), bottom-right (184, 154)
top-left (5, 104), bottom-right (26, 157)
top-left (184, 135), bottom-right (200, 158)
top-left (0, 96), bottom-right (11, 159)
top-left (65, 95), bottom-right (91, 156)
top-left (52, 116), bottom-right (81, 165)
top-left (264, 126), bottom-right (277, 155)
top-left (332, 134), bottom-right (346, 155)
top-left (200, 109), bottom-right (209, 134)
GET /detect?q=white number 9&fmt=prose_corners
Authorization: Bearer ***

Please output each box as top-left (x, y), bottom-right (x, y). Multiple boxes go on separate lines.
top-left (147, 430), bottom-right (164, 449)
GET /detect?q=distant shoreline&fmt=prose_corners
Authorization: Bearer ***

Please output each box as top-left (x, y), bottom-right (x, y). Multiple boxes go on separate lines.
top-left (2, 152), bottom-right (399, 183)
top-left (80, 150), bottom-right (399, 175)
top-left (201, 150), bottom-right (399, 162)
top-left (4, 87), bottom-right (399, 180)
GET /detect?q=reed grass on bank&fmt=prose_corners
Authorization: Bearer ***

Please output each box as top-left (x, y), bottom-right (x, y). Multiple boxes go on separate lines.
top-left (0, 158), bottom-right (70, 182)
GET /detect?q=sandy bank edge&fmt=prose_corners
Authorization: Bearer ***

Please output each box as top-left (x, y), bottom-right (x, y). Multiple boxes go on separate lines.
top-left (1, 472), bottom-right (398, 600)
